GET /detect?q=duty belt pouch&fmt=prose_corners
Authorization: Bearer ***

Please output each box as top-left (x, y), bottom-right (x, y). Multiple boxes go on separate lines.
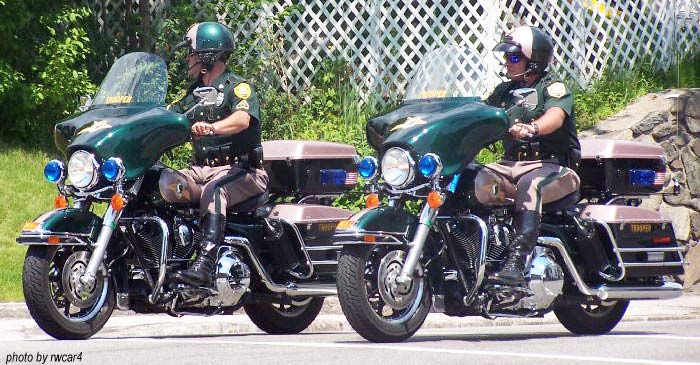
top-left (249, 146), bottom-right (263, 169)
top-left (567, 148), bottom-right (582, 171)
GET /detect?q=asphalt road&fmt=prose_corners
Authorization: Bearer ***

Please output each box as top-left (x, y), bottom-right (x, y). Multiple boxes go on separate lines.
top-left (2, 319), bottom-right (699, 365)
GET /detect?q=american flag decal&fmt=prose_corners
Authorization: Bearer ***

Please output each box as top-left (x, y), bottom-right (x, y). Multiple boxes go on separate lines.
top-left (654, 171), bottom-right (666, 186)
top-left (345, 172), bottom-right (358, 185)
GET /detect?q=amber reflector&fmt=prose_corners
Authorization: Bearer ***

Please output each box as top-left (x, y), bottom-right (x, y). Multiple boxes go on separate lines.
top-left (23, 222), bottom-right (40, 231)
top-left (427, 191), bottom-right (444, 209)
top-left (364, 235), bottom-right (376, 243)
top-left (47, 236), bottom-right (60, 245)
top-left (110, 193), bottom-right (125, 211)
top-left (336, 220), bottom-right (354, 229)
top-left (366, 193), bottom-right (380, 208)
top-left (54, 195), bottom-right (68, 209)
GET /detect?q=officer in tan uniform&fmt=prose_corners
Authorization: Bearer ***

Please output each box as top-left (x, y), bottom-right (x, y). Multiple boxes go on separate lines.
top-left (168, 22), bottom-right (269, 286)
top-left (479, 26), bottom-right (581, 287)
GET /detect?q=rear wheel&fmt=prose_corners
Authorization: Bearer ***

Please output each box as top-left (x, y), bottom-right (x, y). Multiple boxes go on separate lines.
top-left (244, 297), bottom-right (324, 334)
top-left (23, 246), bottom-right (115, 340)
top-left (554, 299), bottom-right (629, 335)
top-left (336, 245), bottom-right (431, 343)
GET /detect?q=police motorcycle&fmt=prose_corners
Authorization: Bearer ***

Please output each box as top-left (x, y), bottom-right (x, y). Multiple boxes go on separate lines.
top-left (333, 46), bottom-right (685, 342)
top-left (18, 52), bottom-right (359, 340)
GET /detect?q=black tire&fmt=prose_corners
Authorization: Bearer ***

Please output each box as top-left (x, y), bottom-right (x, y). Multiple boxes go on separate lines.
top-left (244, 297), bottom-right (324, 334)
top-left (23, 246), bottom-right (115, 340)
top-left (554, 299), bottom-right (629, 335)
top-left (336, 245), bottom-right (431, 343)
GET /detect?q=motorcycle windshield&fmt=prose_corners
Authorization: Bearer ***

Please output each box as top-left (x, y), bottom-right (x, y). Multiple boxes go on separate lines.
top-left (404, 45), bottom-right (488, 101)
top-left (92, 52), bottom-right (168, 106)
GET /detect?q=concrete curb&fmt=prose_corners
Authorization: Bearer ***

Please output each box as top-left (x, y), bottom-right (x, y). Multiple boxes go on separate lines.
top-left (3, 294), bottom-right (700, 338)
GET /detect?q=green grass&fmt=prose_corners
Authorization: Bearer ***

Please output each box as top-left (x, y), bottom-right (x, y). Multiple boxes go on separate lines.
top-left (0, 143), bottom-right (56, 301)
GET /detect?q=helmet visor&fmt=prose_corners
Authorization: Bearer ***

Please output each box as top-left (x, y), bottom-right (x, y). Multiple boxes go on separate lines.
top-left (493, 40), bottom-right (522, 54)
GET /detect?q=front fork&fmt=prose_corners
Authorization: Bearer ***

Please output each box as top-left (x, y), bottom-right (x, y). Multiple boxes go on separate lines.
top-left (395, 204), bottom-right (438, 293)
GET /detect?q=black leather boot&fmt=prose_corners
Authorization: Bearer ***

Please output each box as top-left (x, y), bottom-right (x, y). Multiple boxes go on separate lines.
top-left (492, 210), bottom-right (541, 286)
top-left (173, 214), bottom-right (225, 286)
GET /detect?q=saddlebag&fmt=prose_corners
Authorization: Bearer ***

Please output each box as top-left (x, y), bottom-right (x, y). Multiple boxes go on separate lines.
top-left (580, 205), bottom-right (684, 278)
top-left (262, 140), bottom-right (358, 195)
top-left (578, 139), bottom-right (667, 200)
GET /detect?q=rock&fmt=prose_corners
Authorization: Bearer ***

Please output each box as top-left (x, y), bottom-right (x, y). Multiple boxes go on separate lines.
top-left (668, 92), bottom-right (688, 115)
top-left (651, 121), bottom-right (678, 139)
top-left (660, 140), bottom-right (679, 161)
top-left (631, 111), bottom-right (669, 137)
top-left (686, 89), bottom-right (700, 118)
top-left (688, 116), bottom-right (700, 134)
top-left (659, 204), bottom-right (693, 241)
top-left (635, 133), bottom-right (655, 145)
top-left (639, 194), bottom-right (662, 211)
top-left (670, 158), bottom-right (684, 170)
top-left (681, 147), bottom-right (700, 194)
top-left (691, 212), bottom-right (700, 240)
top-left (692, 139), bottom-right (700, 157)
top-left (683, 243), bottom-right (700, 290)
top-left (670, 131), bottom-right (691, 146)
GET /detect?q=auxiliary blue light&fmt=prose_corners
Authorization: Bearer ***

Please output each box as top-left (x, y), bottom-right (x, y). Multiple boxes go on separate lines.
top-left (320, 169), bottom-right (347, 186)
top-left (418, 154), bottom-right (442, 178)
top-left (357, 156), bottom-right (378, 179)
top-left (44, 160), bottom-right (64, 183)
top-left (629, 169), bottom-right (655, 187)
top-left (102, 157), bottom-right (125, 182)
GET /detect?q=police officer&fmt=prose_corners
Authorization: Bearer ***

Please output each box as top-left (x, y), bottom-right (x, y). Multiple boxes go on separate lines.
top-left (480, 26), bottom-right (581, 287)
top-left (169, 22), bottom-right (269, 286)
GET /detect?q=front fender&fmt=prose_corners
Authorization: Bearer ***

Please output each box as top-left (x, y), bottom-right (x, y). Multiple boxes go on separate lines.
top-left (333, 206), bottom-right (418, 245)
top-left (17, 208), bottom-right (102, 246)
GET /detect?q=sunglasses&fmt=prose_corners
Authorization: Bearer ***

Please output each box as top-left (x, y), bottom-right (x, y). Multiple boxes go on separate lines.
top-left (505, 53), bottom-right (523, 64)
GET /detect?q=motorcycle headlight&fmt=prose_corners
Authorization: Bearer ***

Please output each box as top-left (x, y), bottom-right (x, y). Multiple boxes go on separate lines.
top-left (67, 150), bottom-right (99, 189)
top-left (381, 147), bottom-right (415, 188)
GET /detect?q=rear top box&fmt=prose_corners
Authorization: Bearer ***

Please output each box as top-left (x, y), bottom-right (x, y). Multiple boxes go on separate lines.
top-left (263, 140), bottom-right (359, 196)
top-left (579, 139), bottom-right (667, 200)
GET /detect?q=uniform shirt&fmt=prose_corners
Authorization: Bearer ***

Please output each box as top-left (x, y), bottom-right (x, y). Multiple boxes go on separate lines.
top-left (485, 72), bottom-right (580, 158)
top-left (170, 70), bottom-right (261, 160)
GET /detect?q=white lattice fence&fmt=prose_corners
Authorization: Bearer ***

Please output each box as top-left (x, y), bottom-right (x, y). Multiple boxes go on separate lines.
top-left (89, 0), bottom-right (700, 99)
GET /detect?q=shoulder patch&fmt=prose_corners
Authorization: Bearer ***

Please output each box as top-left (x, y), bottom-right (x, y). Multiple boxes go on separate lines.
top-left (546, 82), bottom-right (567, 98)
top-left (233, 83), bottom-right (252, 100)
top-left (235, 100), bottom-right (250, 110)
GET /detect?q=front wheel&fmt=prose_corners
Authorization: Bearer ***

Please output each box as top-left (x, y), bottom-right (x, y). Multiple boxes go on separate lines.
top-left (244, 297), bottom-right (324, 334)
top-left (23, 246), bottom-right (115, 340)
top-left (554, 299), bottom-right (629, 335)
top-left (336, 245), bottom-right (431, 343)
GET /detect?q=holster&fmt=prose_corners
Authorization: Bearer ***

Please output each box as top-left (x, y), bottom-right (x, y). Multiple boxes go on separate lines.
top-left (196, 146), bottom-right (263, 170)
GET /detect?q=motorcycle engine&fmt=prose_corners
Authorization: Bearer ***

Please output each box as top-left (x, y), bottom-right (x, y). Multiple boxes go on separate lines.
top-left (514, 246), bottom-right (564, 311)
top-left (212, 248), bottom-right (251, 307)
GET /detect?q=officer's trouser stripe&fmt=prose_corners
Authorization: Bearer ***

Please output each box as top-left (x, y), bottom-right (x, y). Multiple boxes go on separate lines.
top-left (533, 167), bottom-right (568, 213)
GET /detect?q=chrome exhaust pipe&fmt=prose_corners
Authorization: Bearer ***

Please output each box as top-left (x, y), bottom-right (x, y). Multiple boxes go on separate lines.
top-left (224, 236), bottom-right (337, 297)
top-left (538, 237), bottom-right (682, 301)
top-left (597, 282), bottom-right (683, 300)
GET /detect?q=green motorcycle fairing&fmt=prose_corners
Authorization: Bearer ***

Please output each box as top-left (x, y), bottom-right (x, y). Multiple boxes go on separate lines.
top-left (336, 206), bottom-right (418, 244)
top-left (17, 208), bottom-right (102, 246)
top-left (366, 98), bottom-right (509, 176)
top-left (54, 105), bottom-right (190, 179)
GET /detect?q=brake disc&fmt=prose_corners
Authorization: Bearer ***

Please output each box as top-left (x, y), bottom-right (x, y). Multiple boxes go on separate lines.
top-left (61, 251), bottom-right (104, 309)
top-left (377, 250), bottom-right (422, 311)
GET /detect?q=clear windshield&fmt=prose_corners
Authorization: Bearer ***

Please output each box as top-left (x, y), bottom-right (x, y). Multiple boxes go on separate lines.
top-left (404, 45), bottom-right (490, 101)
top-left (93, 52), bottom-right (168, 106)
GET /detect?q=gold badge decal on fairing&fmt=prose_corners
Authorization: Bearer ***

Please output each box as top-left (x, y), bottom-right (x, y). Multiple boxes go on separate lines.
top-left (390, 116), bottom-right (427, 132)
top-left (77, 120), bottom-right (112, 135)
top-left (234, 83), bottom-right (252, 99)
top-left (235, 100), bottom-right (250, 110)
top-left (547, 82), bottom-right (567, 98)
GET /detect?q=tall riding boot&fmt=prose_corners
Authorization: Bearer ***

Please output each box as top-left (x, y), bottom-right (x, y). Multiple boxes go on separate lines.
top-left (173, 214), bottom-right (225, 286)
top-left (492, 210), bottom-right (541, 286)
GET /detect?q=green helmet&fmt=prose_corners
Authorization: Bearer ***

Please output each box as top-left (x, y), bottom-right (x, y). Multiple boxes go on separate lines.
top-left (494, 26), bottom-right (554, 73)
top-left (182, 22), bottom-right (234, 53)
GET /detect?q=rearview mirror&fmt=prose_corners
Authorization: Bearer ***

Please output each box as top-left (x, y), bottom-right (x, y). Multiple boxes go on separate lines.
top-left (511, 88), bottom-right (538, 111)
top-left (78, 95), bottom-right (93, 112)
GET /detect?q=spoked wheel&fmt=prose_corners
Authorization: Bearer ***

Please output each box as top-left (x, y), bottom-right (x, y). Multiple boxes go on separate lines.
top-left (554, 299), bottom-right (629, 335)
top-left (336, 245), bottom-right (431, 343)
top-left (23, 246), bottom-right (115, 340)
top-left (244, 296), bottom-right (324, 334)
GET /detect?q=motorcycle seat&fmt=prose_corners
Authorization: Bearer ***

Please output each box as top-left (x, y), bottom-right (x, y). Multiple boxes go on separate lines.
top-left (541, 190), bottom-right (580, 213)
top-left (227, 191), bottom-right (270, 215)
